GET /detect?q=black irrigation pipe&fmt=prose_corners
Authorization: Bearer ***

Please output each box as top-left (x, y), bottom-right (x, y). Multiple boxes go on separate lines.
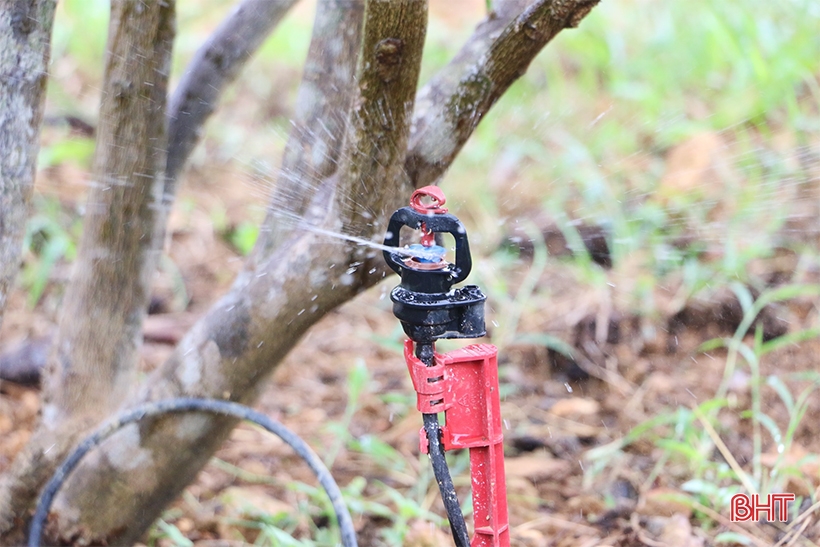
top-left (28, 398), bottom-right (358, 547)
top-left (416, 342), bottom-right (471, 547)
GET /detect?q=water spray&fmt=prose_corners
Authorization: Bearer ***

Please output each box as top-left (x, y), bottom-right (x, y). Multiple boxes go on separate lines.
top-left (29, 186), bottom-right (510, 547)
top-left (383, 186), bottom-right (511, 547)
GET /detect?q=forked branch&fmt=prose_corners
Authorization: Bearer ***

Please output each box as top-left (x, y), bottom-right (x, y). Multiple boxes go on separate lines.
top-left (0, 0), bottom-right (602, 542)
top-left (35, 3), bottom-right (430, 543)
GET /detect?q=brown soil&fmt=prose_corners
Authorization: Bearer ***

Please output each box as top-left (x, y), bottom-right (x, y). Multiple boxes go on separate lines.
top-left (2, 159), bottom-right (819, 547)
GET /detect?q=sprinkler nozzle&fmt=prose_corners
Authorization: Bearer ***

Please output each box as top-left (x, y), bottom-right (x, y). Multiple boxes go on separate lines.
top-left (382, 186), bottom-right (486, 343)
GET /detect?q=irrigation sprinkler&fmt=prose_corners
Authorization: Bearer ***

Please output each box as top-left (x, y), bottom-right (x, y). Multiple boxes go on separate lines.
top-left (383, 186), bottom-right (511, 547)
top-left (29, 186), bottom-right (508, 547)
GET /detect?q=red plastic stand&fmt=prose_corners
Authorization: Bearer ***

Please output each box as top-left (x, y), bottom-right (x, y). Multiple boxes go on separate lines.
top-left (404, 340), bottom-right (510, 547)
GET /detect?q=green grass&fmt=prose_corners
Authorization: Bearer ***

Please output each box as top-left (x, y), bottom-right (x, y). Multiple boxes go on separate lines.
top-left (585, 285), bottom-right (820, 545)
top-left (445, 0), bottom-right (820, 292)
top-left (21, 196), bottom-right (80, 307)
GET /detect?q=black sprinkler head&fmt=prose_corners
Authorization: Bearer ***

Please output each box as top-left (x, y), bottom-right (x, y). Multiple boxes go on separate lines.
top-left (383, 186), bottom-right (486, 344)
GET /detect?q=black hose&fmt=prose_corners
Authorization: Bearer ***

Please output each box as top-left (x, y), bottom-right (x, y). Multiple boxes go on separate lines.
top-left (27, 398), bottom-right (358, 547)
top-left (416, 343), bottom-right (471, 547)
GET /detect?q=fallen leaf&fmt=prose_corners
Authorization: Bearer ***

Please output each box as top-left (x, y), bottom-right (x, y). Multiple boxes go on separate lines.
top-left (658, 513), bottom-right (704, 547)
top-left (636, 488), bottom-right (693, 518)
top-left (549, 397), bottom-right (600, 418)
top-left (505, 454), bottom-right (572, 482)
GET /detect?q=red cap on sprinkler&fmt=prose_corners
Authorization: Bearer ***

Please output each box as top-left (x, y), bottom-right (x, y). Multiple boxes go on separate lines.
top-left (410, 185), bottom-right (449, 215)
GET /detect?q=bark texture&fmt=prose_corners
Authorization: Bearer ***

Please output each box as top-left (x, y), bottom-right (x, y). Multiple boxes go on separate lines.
top-left (0, 0), bottom-right (176, 541)
top-left (44, 0), bottom-right (176, 426)
top-left (0, 0), bottom-right (56, 331)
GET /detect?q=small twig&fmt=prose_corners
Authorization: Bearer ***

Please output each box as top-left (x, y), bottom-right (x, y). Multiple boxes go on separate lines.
top-left (783, 498), bottom-right (820, 534)
top-left (783, 517), bottom-right (814, 547)
top-left (774, 497), bottom-right (820, 547)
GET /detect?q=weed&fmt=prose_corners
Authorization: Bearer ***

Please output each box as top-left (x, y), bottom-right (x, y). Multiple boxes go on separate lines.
top-left (586, 286), bottom-right (820, 544)
top-left (21, 197), bottom-right (79, 307)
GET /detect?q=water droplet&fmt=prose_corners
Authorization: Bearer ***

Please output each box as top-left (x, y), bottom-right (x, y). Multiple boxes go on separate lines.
top-left (564, 383), bottom-right (573, 393)
top-left (491, 320), bottom-right (499, 328)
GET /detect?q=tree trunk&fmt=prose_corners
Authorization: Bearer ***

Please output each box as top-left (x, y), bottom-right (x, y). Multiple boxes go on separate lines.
top-left (0, 0), bottom-right (176, 541)
top-left (45, 0), bottom-right (428, 543)
top-left (0, 0), bottom-right (601, 543)
top-left (0, 0), bottom-right (56, 332)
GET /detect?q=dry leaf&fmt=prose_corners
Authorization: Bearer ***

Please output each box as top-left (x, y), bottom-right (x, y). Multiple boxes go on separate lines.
top-left (636, 488), bottom-right (692, 518)
top-left (549, 398), bottom-right (600, 418)
top-left (658, 513), bottom-right (704, 547)
top-left (505, 454), bottom-right (572, 482)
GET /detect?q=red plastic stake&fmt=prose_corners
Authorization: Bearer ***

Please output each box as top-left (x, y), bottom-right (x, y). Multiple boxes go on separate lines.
top-left (404, 340), bottom-right (510, 547)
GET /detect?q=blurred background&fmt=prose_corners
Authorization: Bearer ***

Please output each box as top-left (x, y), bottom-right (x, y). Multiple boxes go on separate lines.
top-left (1, 0), bottom-right (819, 545)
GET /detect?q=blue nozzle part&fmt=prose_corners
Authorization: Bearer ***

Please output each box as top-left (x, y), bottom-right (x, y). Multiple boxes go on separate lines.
top-left (408, 244), bottom-right (446, 263)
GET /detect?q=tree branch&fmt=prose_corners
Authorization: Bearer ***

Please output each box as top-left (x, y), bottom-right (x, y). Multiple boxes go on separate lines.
top-left (253, 0), bottom-right (366, 259)
top-left (44, 0), bottom-right (176, 431)
top-left (0, 0), bottom-right (56, 332)
top-left (0, 0), bottom-right (300, 389)
top-left (165, 0), bottom-right (298, 188)
top-left (405, 0), bottom-right (599, 188)
top-left (336, 0), bottom-right (429, 234)
top-left (0, 0), bottom-right (604, 542)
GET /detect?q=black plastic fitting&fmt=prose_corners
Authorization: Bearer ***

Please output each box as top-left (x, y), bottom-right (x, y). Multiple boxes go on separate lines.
top-left (382, 204), bottom-right (486, 344)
